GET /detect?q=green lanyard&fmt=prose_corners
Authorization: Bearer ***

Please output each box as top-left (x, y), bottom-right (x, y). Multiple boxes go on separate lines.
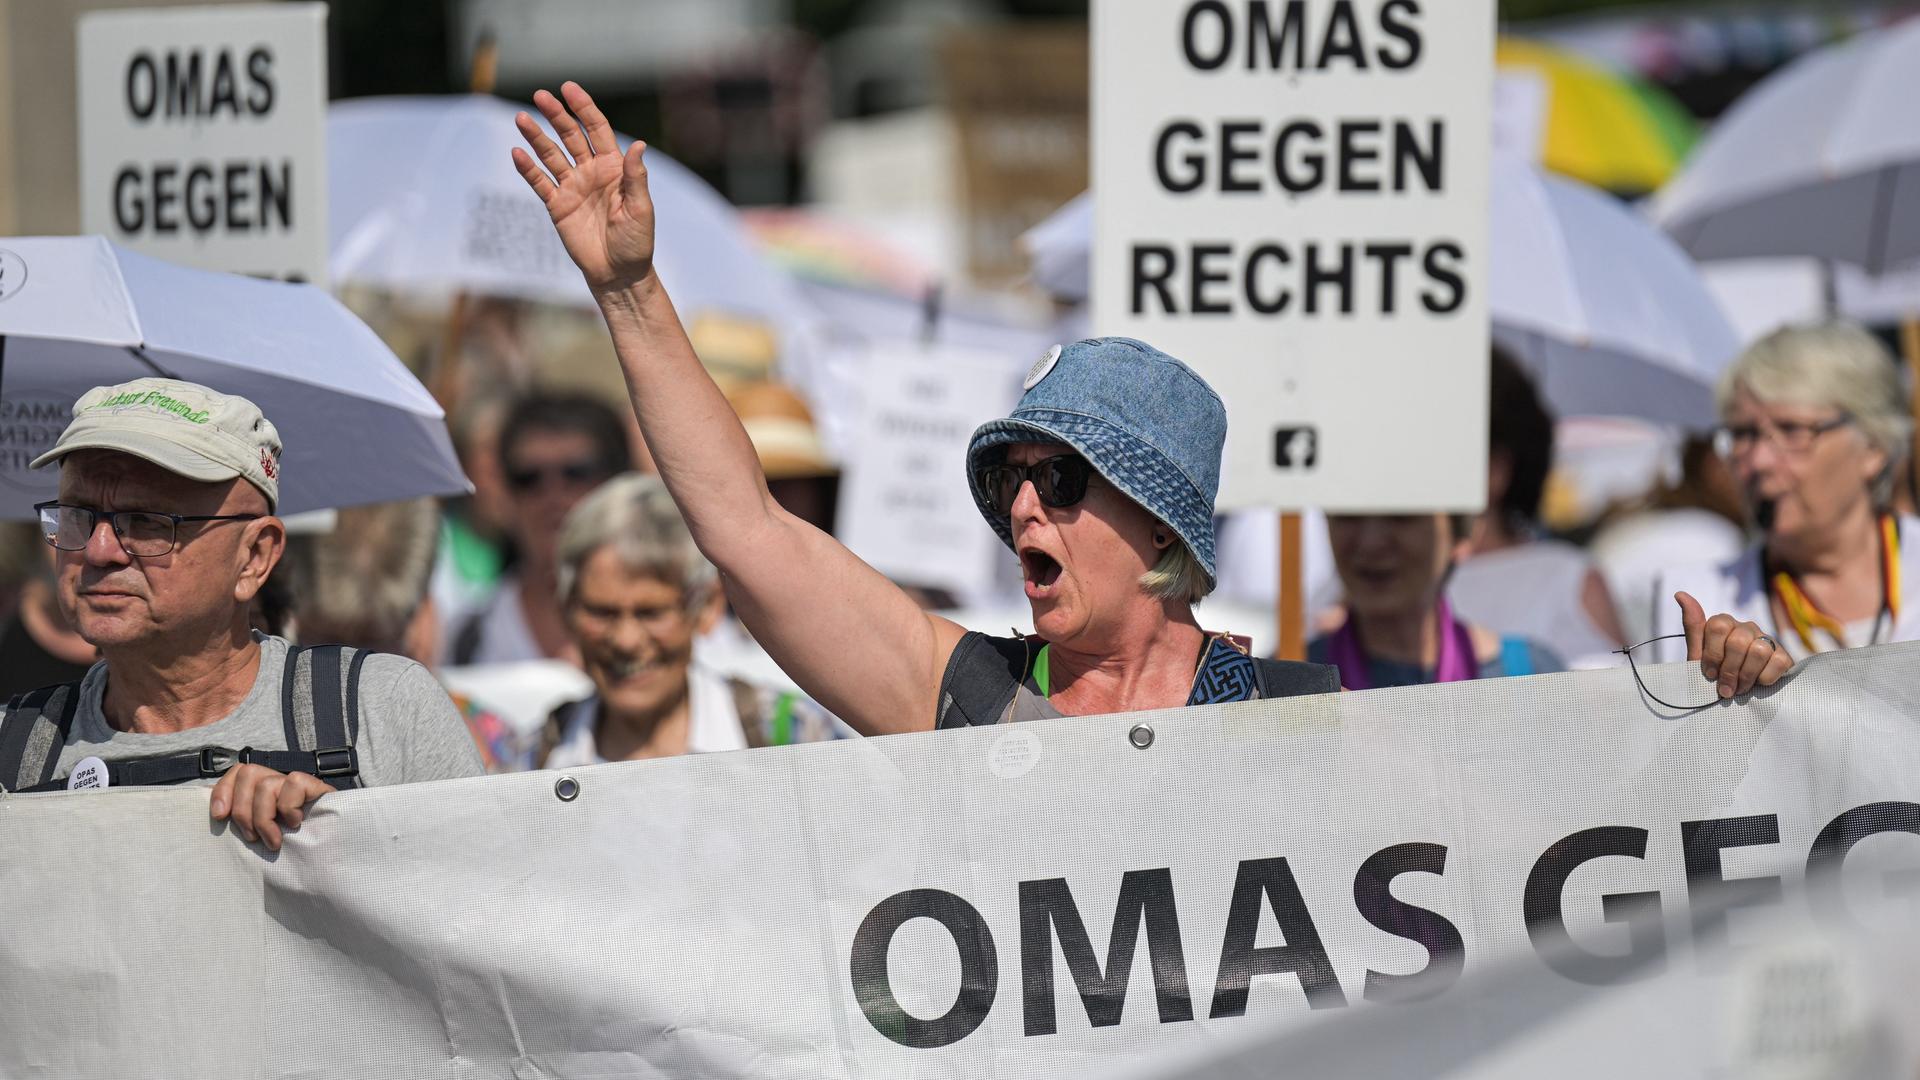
top-left (1034, 644), bottom-right (1052, 697)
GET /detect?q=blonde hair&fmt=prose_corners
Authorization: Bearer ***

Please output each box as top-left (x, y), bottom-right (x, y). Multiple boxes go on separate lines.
top-left (285, 499), bottom-right (440, 653)
top-left (1718, 322), bottom-right (1911, 505)
top-left (1139, 539), bottom-right (1212, 605)
top-left (555, 473), bottom-right (717, 608)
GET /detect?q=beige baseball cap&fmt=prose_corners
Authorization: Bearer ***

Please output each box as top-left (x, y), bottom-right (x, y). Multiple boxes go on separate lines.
top-left (32, 378), bottom-right (283, 511)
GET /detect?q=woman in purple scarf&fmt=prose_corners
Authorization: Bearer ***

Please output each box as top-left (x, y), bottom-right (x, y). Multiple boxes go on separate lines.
top-left (1311, 514), bottom-right (1561, 690)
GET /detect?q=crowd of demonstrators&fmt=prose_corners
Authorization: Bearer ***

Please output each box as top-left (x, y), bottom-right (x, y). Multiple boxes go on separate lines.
top-left (1449, 349), bottom-right (1628, 667)
top-left (6, 86), bottom-right (1905, 847)
top-left (0, 379), bottom-right (482, 848)
top-left (1313, 514), bottom-right (1562, 690)
top-left (536, 473), bottom-right (849, 769)
top-left (1651, 324), bottom-right (1920, 676)
top-left (282, 499), bottom-right (523, 773)
top-left (445, 392), bottom-right (631, 667)
top-left (506, 80), bottom-right (1786, 734)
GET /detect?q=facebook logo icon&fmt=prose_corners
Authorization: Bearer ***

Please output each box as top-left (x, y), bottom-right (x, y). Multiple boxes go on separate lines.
top-left (1273, 426), bottom-right (1319, 470)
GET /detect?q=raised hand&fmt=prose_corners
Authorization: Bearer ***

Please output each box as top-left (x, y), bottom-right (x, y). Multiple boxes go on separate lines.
top-left (511, 81), bottom-right (656, 295)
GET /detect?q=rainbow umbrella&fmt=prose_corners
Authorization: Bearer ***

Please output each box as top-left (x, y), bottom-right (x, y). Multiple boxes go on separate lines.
top-left (740, 208), bottom-right (934, 297)
top-left (1498, 37), bottom-right (1699, 196)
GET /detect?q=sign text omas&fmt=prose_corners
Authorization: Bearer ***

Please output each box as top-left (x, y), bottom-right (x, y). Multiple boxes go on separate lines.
top-left (78, 4), bottom-right (328, 284)
top-left (1131, 1), bottom-right (1464, 319)
top-left (848, 802), bottom-right (1920, 1048)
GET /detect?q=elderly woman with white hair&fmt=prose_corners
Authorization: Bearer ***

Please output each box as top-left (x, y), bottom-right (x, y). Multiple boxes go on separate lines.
top-left (1652, 323), bottom-right (1919, 682)
top-left (536, 473), bottom-right (846, 768)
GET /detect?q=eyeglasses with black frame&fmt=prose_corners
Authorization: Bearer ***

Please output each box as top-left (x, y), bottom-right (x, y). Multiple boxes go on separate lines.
top-left (1712, 413), bottom-right (1853, 458)
top-left (34, 501), bottom-right (263, 558)
top-left (975, 454), bottom-right (1096, 517)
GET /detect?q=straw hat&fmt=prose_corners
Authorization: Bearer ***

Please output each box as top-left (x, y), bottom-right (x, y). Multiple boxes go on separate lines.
top-left (729, 381), bottom-right (836, 480)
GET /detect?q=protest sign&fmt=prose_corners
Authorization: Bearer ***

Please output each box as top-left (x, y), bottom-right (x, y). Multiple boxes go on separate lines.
top-left (837, 340), bottom-right (1024, 599)
top-left (4, 644), bottom-right (1920, 1078)
top-left (1091, 0), bottom-right (1494, 511)
top-left (77, 3), bottom-right (328, 284)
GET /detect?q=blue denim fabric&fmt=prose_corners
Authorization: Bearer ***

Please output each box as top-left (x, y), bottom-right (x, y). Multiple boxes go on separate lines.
top-left (966, 337), bottom-right (1225, 585)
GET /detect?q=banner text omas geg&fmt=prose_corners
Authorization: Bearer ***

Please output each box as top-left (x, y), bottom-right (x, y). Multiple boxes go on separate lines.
top-left (847, 801), bottom-right (1920, 1049)
top-left (1093, 0), bottom-right (1492, 512)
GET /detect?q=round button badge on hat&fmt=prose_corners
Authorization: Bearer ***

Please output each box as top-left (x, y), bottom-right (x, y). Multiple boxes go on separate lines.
top-left (1024, 344), bottom-right (1063, 391)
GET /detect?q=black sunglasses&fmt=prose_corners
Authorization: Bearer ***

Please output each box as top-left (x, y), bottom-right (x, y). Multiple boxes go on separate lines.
top-left (506, 460), bottom-right (608, 492)
top-left (975, 454), bottom-right (1095, 517)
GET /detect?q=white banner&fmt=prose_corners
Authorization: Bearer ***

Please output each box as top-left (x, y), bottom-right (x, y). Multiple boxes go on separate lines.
top-left (1091, 0), bottom-right (1493, 511)
top-left (77, 3), bottom-right (329, 285)
top-left (4, 645), bottom-right (1920, 1078)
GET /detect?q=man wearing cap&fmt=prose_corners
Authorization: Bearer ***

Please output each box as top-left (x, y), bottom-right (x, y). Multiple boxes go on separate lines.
top-left (0, 378), bottom-right (482, 850)
top-left (512, 80), bottom-right (1794, 734)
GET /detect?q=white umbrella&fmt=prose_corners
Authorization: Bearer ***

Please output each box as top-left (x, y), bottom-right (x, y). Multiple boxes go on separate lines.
top-left (1020, 160), bottom-right (1739, 428)
top-left (0, 236), bottom-right (468, 518)
top-left (1489, 156), bottom-right (1738, 428)
top-left (1650, 21), bottom-right (1920, 275)
top-left (328, 95), bottom-right (822, 344)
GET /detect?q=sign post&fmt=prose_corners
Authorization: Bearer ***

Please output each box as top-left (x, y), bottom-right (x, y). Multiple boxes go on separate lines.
top-left (77, 3), bottom-right (329, 285)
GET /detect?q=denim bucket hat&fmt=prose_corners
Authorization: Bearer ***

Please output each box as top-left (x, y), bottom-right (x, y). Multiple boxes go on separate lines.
top-left (966, 337), bottom-right (1225, 586)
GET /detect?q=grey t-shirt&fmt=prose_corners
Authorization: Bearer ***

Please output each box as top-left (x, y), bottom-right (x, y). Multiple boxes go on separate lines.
top-left (35, 634), bottom-right (483, 788)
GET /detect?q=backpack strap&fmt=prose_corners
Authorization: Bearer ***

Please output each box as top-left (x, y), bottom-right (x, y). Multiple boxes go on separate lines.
top-left (4, 646), bottom-right (372, 793)
top-left (537, 697), bottom-right (588, 769)
top-left (0, 682), bottom-right (85, 792)
top-left (935, 632), bottom-right (1031, 729)
top-left (285, 644), bottom-right (365, 789)
top-left (1251, 657), bottom-right (1341, 699)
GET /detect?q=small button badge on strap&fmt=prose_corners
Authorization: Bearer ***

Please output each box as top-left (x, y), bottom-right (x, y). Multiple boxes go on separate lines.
top-left (67, 756), bottom-right (110, 791)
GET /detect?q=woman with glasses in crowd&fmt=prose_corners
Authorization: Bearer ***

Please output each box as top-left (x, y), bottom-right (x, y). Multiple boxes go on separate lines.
top-left (509, 80), bottom-right (1789, 733)
top-left (536, 474), bottom-right (849, 766)
top-left (1651, 324), bottom-right (1920, 685)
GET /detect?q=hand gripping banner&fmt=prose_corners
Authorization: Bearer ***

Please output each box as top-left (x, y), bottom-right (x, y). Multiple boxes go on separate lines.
top-left (4, 644), bottom-right (1920, 1078)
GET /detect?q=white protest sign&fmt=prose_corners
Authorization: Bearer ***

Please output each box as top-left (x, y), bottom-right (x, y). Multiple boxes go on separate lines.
top-left (6, 645), bottom-right (1920, 1077)
top-left (1092, 0), bottom-right (1493, 511)
top-left (78, 3), bottom-right (328, 284)
top-left (837, 340), bottom-right (1025, 600)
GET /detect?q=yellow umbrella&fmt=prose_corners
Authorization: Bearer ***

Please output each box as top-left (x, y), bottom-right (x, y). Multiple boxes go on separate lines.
top-left (1498, 37), bottom-right (1700, 196)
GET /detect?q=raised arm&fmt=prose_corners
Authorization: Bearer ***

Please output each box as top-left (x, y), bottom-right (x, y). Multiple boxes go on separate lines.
top-left (512, 82), bottom-right (966, 735)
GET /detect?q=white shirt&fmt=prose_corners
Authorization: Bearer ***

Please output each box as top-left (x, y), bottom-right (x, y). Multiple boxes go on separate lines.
top-left (542, 662), bottom-right (750, 769)
top-left (1648, 515), bottom-right (1920, 663)
top-left (1449, 540), bottom-right (1622, 669)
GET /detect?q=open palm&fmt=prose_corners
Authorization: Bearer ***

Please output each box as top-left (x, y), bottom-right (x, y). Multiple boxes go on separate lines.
top-left (511, 82), bottom-right (655, 294)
